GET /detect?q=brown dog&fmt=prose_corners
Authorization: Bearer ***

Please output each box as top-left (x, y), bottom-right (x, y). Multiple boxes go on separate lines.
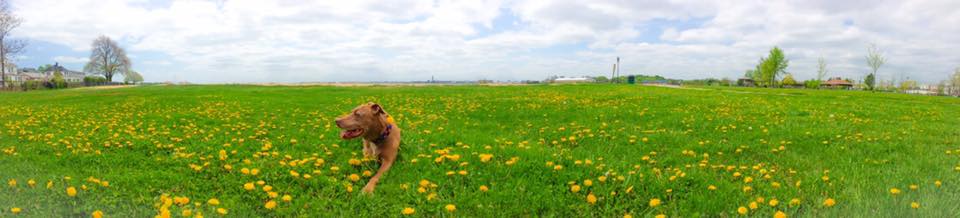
top-left (335, 102), bottom-right (401, 193)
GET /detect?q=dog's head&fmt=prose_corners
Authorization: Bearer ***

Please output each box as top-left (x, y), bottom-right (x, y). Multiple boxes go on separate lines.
top-left (335, 102), bottom-right (388, 140)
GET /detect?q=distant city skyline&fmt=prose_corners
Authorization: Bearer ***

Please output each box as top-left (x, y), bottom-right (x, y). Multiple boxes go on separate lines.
top-left (9, 0), bottom-right (960, 83)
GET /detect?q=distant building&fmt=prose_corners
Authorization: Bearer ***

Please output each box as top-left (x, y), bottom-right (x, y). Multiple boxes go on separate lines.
top-left (737, 78), bottom-right (755, 87)
top-left (553, 77), bottom-right (595, 83)
top-left (10, 63), bottom-right (88, 83)
top-left (821, 77), bottom-right (853, 89)
top-left (43, 64), bottom-right (86, 82)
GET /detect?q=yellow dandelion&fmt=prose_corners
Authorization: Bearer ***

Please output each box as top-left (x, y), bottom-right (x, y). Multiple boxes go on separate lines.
top-left (216, 208), bottom-right (227, 215)
top-left (349, 159), bottom-right (361, 166)
top-left (769, 199), bottom-right (779, 207)
top-left (244, 183), bottom-right (255, 191)
top-left (890, 188), bottom-right (901, 195)
top-left (181, 209), bottom-right (192, 217)
top-left (774, 211), bottom-right (787, 218)
top-left (348, 174), bottom-right (361, 182)
top-left (479, 154), bottom-right (493, 163)
top-left (8, 179), bottom-right (16, 187)
top-left (910, 202), bottom-right (920, 209)
top-left (570, 185), bottom-right (581, 193)
top-left (67, 186), bottom-right (78, 197)
top-left (11, 207), bottom-right (22, 214)
top-left (649, 198), bottom-right (662, 207)
top-left (445, 204), bottom-right (456, 212)
top-left (749, 202), bottom-right (758, 210)
top-left (27, 179), bottom-right (36, 188)
top-left (479, 185), bottom-right (489, 192)
top-left (282, 195), bottom-right (292, 202)
top-left (586, 193), bottom-right (598, 204)
top-left (93, 210), bottom-right (104, 218)
top-left (655, 214), bottom-right (666, 218)
top-left (789, 198), bottom-right (801, 207)
top-left (207, 198), bottom-right (220, 206)
top-left (707, 185), bottom-right (717, 190)
top-left (264, 200), bottom-right (277, 210)
top-left (737, 206), bottom-right (748, 215)
top-left (584, 180), bottom-right (593, 187)
top-left (823, 198), bottom-right (836, 207)
top-left (263, 185), bottom-right (273, 192)
top-left (401, 207), bottom-right (416, 215)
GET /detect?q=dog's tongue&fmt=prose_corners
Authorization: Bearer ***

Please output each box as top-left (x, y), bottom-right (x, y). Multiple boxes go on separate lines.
top-left (341, 129), bottom-right (361, 139)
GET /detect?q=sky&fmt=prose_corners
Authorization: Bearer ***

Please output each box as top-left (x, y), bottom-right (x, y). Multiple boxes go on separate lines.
top-left (9, 0), bottom-right (960, 83)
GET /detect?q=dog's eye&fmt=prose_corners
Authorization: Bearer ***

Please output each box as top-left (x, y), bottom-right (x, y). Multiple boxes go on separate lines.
top-left (353, 112), bottom-right (360, 116)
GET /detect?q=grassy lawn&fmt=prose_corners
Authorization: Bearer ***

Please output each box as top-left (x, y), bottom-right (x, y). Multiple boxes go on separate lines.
top-left (1, 84), bottom-right (959, 217)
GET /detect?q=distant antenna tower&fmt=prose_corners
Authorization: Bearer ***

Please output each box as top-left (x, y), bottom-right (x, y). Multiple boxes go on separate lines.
top-left (611, 64), bottom-right (617, 84)
top-left (616, 56), bottom-right (621, 83)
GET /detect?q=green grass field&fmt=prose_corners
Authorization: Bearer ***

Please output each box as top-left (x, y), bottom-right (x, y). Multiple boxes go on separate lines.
top-left (1, 85), bottom-right (959, 217)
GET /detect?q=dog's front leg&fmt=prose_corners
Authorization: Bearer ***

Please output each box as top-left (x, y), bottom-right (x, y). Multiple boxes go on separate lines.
top-left (362, 150), bottom-right (396, 194)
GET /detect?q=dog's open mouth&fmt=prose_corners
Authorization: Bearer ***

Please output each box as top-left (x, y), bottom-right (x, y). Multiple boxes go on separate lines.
top-left (340, 128), bottom-right (364, 139)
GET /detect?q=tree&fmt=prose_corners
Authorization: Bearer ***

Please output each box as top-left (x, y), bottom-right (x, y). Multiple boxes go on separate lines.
top-left (781, 73), bottom-right (797, 86)
top-left (814, 56), bottom-right (827, 88)
top-left (865, 44), bottom-right (885, 91)
top-left (51, 66), bottom-right (65, 88)
top-left (753, 47), bottom-right (788, 87)
top-left (37, 64), bottom-right (52, 72)
top-left (949, 67), bottom-right (960, 96)
top-left (0, 0), bottom-right (26, 88)
top-left (123, 70), bottom-right (143, 84)
top-left (593, 76), bottom-right (609, 83)
top-left (84, 35), bottom-right (130, 82)
top-left (899, 79), bottom-right (917, 92)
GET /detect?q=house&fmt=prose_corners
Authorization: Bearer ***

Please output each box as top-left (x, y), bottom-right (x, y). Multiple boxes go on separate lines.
top-left (10, 63), bottom-right (88, 83)
top-left (737, 78), bottom-right (755, 87)
top-left (42, 64), bottom-right (86, 83)
top-left (554, 77), bottom-right (595, 83)
top-left (10, 68), bottom-right (46, 82)
top-left (821, 77), bottom-right (853, 89)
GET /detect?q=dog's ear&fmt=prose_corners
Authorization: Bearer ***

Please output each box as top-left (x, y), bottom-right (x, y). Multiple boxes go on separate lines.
top-left (370, 103), bottom-right (384, 114)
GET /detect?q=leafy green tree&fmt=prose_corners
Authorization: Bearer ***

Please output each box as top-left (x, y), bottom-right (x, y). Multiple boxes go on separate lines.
top-left (864, 74), bottom-right (876, 91)
top-left (781, 73), bottom-right (797, 86)
top-left (37, 64), bottom-right (52, 72)
top-left (51, 65), bottom-right (66, 88)
top-left (753, 47), bottom-right (788, 87)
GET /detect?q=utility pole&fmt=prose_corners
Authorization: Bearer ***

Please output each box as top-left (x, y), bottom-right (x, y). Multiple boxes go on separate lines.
top-left (616, 57), bottom-right (621, 83)
top-left (611, 64), bottom-right (616, 84)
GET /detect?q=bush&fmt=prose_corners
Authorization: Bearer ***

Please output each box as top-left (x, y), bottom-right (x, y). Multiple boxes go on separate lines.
top-left (21, 80), bottom-right (42, 91)
top-left (84, 76), bottom-right (108, 86)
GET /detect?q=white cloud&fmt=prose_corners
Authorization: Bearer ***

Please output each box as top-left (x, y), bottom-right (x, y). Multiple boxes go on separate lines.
top-left (52, 56), bottom-right (87, 64)
top-left (9, 0), bottom-right (960, 83)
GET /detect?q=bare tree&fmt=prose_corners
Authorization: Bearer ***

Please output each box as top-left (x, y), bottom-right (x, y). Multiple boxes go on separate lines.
top-left (865, 43), bottom-right (885, 91)
top-left (0, 0), bottom-right (26, 88)
top-left (84, 35), bottom-right (130, 82)
top-left (816, 56), bottom-right (827, 82)
top-left (950, 67), bottom-right (960, 96)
